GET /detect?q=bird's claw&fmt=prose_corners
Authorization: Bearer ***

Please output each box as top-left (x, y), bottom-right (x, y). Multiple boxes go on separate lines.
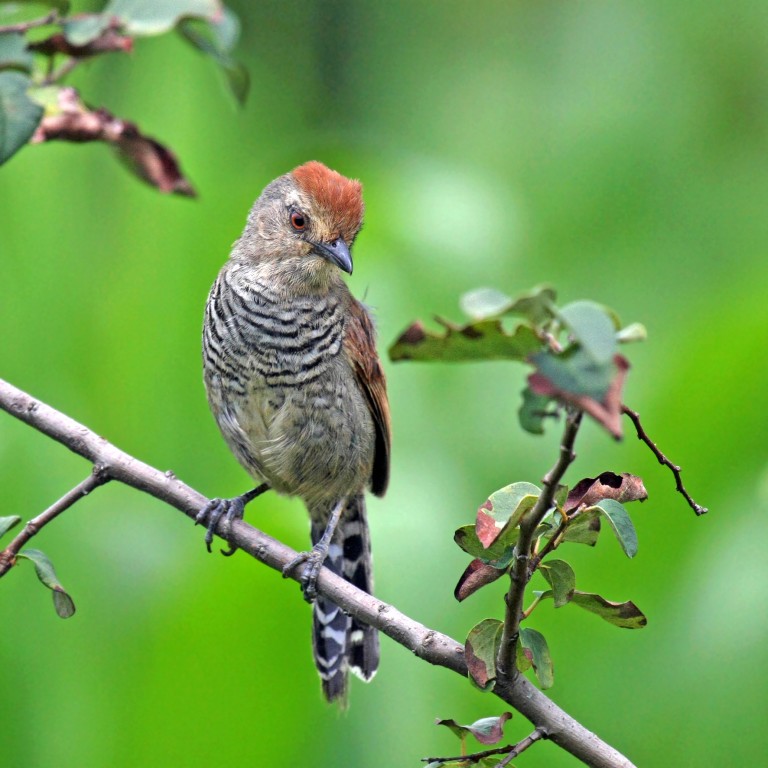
top-left (283, 546), bottom-right (326, 603)
top-left (195, 496), bottom-right (246, 555)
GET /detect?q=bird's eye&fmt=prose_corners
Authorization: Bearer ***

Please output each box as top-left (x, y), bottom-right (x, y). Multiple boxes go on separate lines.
top-left (290, 211), bottom-right (306, 231)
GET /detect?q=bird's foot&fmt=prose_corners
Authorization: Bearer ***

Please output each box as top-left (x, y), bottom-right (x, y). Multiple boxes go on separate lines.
top-left (195, 483), bottom-right (270, 556)
top-left (283, 545), bottom-right (327, 603)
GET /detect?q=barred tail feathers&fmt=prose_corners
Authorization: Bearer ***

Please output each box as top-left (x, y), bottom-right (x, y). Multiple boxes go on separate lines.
top-left (310, 495), bottom-right (379, 704)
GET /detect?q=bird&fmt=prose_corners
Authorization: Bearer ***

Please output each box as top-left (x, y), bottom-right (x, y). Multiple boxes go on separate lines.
top-left (198, 161), bottom-right (391, 704)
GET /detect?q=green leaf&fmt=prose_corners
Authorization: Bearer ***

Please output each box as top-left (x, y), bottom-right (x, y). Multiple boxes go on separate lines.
top-left (476, 482), bottom-right (540, 549)
top-left (617, 322), bottom-right (647, 343)
top-left (465, 618), bottom-right (503, 690)
top-left (0, 32), bottom-right (33, 72)
top-left (389, 317), bottom-right (542, 363)
top-left (0, 71), bottom-right (43, 164)
top-left (593, 499), bottom-right (638, 558)
top-left (0, 515), bottom-right (21, 538)
top-left (460, 287), bottom-right (514, 320)
top-left (62, 14), bottom-right (111, 46)
top-left (570, 591), bottom-right (646, 628)
top-left (454, 524), bottom-right (515, 563)
top-left (518, 386), bottom-right (555, 435)
top-left (503, 285), bottom-right (557, 325)
top-left (531, 347), bottom-right (615, 402)
top-left (105, 0), bottom-right (222, 36)
top-left (558, 301), bottom-right (617, 364)
top-left (519, 627), bottom-right (554, 689)
top-left (436, 712), bottom-right (513, 746)
top-left (560, 508), bottom-right (601, 546)
top-left (16, 548), bottom-right (76, 618)
top-left (10, 0), bottom-right (70, 10)
top-left (539, 559), bottom-right (576, 607)
top-left (178, 7), bottom-right (248, 104)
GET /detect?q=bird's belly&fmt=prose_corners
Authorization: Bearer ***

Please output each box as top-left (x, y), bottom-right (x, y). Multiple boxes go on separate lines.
top-left (215, 362), bottom-right (375, 507)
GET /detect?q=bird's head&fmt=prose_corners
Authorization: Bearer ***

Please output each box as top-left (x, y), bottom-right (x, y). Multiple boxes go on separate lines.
top-left (235, 161), bottom-right (364, 290)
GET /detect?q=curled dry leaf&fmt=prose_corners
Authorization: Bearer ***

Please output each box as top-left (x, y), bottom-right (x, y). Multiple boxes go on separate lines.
top-left (529, 354), bottom-right (629, 439)
top-left (30, 87), bottom-right (195, 196)
top-left (454, 558), bottom-right (505, 602)
top-left (565, 471), bottom-right (648, 513)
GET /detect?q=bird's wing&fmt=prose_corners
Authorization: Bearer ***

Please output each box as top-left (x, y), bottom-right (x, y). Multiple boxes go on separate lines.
top-left (344, 298), bottom-right (391, 497)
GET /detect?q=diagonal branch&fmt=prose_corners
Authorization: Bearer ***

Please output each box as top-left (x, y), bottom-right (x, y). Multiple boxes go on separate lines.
top-left (621, 405), bottom-right (707, 516)
top-left (0, 378), bottom-right (635, 768)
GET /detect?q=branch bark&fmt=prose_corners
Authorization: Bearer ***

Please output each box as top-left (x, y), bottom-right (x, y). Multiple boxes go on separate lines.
top-left (0, 378), bottom-right (636, 768)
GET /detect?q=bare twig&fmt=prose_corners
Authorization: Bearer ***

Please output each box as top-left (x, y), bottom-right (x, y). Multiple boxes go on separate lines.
top-left (621, 405), bottom-right (707, 516)
top-left (0, 467), bottom-right (110, 576)
top-left (423, 727), bottom-right (547, 765)
top-left (0, 378), bottom-right (635, 768)
top-left (0, 10), bottom-right (59, 34)
top-left (498, 727), bottom-right (547, 766)
top-left (498, 409), bottom-right (583, 676)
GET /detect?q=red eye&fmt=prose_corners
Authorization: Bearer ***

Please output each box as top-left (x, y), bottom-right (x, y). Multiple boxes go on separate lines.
top-left (290, 211), bottom-right (306, 231)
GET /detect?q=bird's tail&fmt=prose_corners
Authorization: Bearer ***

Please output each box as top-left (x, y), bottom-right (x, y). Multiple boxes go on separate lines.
top-left (310, 494), bottom-right (379, 705)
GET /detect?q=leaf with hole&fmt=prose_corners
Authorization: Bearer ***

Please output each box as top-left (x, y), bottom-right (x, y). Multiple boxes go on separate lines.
top-left (465, 618), bottom-right (503, 690)
top-left (565, 472), bottom-right (647, 513)
top-left (539, 559), bottom-right (575, 607)
top-left (16, 548), bottom-right (76, 618)
top-left (519, 627), bottom-right (554, 689)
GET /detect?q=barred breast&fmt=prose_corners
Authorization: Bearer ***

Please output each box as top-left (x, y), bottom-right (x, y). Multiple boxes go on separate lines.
top-left (202, 261), bottom-right (376, 508)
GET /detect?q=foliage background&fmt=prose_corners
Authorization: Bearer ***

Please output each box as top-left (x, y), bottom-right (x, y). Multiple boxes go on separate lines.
top-left (2, 1), bottom-right (767, 765)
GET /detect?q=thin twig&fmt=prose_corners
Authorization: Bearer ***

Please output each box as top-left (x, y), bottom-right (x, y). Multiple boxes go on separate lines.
top-left (498, 728), bottom-right (547, 766)
top-left (423, 743), bottom-right (520, 765)
top-left (0, 466), bottom-right (110, 576)
top-left (498, 410), bottom-right (583, 676)
top-left (0, 10), bottom-right (59, 34)
top-left (621, 405), bottom-right (707, 516)
top-left (0, 377), bottom-right (636, 768)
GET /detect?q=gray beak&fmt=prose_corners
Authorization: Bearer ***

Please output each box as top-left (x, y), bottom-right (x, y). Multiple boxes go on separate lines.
top-left (313, 238), bottom-right (353, 275)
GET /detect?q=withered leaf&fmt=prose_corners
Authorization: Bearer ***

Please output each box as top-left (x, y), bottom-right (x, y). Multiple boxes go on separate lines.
top-left (565, 471), bottom-right (647, 513)
top-left (30, 87), bottom-right (195, 196)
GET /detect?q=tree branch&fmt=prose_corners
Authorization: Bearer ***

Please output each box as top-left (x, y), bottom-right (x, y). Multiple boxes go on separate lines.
top-left (0, 378), bottom-right (635, 768)
top-left (0, 467), bottom-right (109, 576)
top-left (621, 405), bottom-right (707, 516)
top-left (498, 409), bottom-right (583, 676)
top-left (0, 10), bottom-right (59, 34)
top-left (423, 727), bottom-right (547, 765)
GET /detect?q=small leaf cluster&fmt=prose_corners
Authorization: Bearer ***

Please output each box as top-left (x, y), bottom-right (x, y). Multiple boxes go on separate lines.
top-left (0, 516), bottom-right (75, 618)
top-left (427, 713), bottom-right (515, 767)
top-left (0, 0), bottom-right (247, 192)
top-left (389, 286), bottom-right (645, 438)
top-left (458, 473), bottom-right (647, 691)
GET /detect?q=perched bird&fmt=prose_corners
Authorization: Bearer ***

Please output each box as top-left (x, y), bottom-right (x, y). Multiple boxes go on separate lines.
top-left (199, 161), bottom-right (391, 703)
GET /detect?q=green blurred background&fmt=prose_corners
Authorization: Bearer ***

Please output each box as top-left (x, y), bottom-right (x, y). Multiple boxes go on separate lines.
top-left (2, 1), bottom-right (767, 766)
